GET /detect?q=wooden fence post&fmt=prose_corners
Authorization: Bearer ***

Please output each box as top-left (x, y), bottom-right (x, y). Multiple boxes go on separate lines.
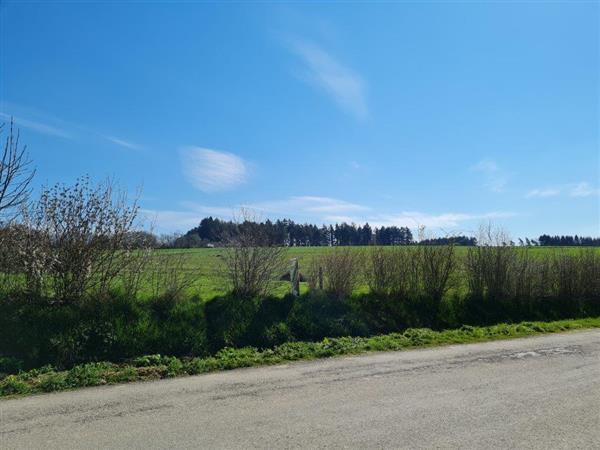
top-left (290, 258), bottom-right (300, 297)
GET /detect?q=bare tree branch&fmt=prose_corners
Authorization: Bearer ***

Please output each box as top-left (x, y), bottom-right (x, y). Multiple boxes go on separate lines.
top-left (0, 119), bottom-right (36, 221)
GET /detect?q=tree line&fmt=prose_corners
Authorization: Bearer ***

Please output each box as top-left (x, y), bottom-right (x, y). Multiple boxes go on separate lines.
top-left (174, 217), bottom-right (415, 247)
top-left (104, 229), bottom-right (600, 249)
top-left (537, 235), bottom-right (600, 247)
top-left (170, 219), bottom-right (600, 249)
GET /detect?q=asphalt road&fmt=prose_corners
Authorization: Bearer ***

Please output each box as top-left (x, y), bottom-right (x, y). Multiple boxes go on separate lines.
top-left (2, 330), bottom-right (600, 449)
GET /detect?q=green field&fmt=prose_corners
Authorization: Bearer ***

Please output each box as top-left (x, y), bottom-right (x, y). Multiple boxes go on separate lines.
top-left (145, 246), bottom-right (600, 301)
top-left (142, 246), bottom-right (338, 300)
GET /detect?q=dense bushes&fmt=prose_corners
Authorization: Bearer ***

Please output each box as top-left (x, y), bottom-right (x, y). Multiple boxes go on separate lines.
top-left (461, 247), bottom-right (600, 324)
top-left (287, 292), bottom-right (369, 341)
top-left (3, 178), bottom-right (147, 301)
top-left (0, 292), bottom-right (208, 371)
top-left (1, 246), bottom-right (600, 374)
top-left (308, 247), bottom-right (361, 300)
top-left (4, 317), bottom-right (600, 397)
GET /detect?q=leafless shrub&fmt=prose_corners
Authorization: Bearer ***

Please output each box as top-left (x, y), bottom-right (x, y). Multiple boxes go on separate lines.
top-left (221, 210), bottom-right (285, 299)
top-left (306, 256), bottom-right (323, 291)
top-left (412, 226), bottom-right (456, 303)
top-left (416, 244), bottom-right (455, 302)
top-left (532, 254), bottom-right (554, 300)
top-left (119, 246), bottom-right (154, 298)
top-left (145, 252), bottom-right (198, 300)
top-left (0, 121), bottom-right (35, 286)
top-left (364, 246), bottom-right (415, 298)
top-left (549, 249), bottom-right (600, 300)
top-left (17, 177), bottom-right (147, 302)
top-left (510, 250), bottom-right (561, 309)
top-left (0, 120), bottom-right (35, 222)
top-left (310, 247), bottom-right (361, 300)
top-left (512, 250), bottom-right (537, 301)
top-left (577, 248), bottom-right (600, 299)
top-left (465, 223), bottom-right (517, 301)
top-left (551, 251), bottom-right (578, 299)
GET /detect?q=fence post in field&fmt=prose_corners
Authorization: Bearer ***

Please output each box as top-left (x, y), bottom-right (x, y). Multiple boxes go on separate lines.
top-left (290, 258), bottom-right (300, 296)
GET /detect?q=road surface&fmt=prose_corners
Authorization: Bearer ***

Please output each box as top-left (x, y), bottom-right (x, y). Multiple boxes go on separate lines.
top-left (2, 330), bottom-right (600, 449)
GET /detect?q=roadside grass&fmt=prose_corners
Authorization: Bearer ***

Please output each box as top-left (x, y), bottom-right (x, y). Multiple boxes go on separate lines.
top-left (2, 316), bottom-right (599, 399)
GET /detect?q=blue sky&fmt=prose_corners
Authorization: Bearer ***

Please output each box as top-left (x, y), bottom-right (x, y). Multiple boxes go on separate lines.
top-left (1, 1), bottom-right (598, 238)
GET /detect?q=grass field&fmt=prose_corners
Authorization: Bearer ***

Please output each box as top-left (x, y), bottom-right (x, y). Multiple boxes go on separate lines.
top-left (145, 246), bottom-right (600, 301)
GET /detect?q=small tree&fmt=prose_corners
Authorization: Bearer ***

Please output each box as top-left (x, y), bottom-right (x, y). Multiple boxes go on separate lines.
top-left (144, 252), bottom-right (198, 301)
top-left (364, 246), bottom-right (414, 299)
top-left (19, 177), bottom-right (145, 301)
top-left (222, 210), bottom-right (285, 299)
top-left (0, 121), bottom-right (35, 284)
top-left (415, 226), bottom-right (456, 309)
top-left (311, 247), bottom-right (361, 300)
top-left (417, 244), bottom-right (455, 302)
top-left (0, 120), bottom-right (35, 221)
top-left (465, 223), bottom-right (517, 302)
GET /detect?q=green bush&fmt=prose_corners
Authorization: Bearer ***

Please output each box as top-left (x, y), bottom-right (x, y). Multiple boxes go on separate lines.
top-left (287, 292), bottom-right (369, 341)
top-left (355, 294), bottom-right (408, 333)
top-left (38, 371), bottom-right (68, 392)
top-left (0, 356), bottom-right (23, 375)
top-left (1, 375), bottom-right (31, 396)
top-left (0, 292), bottom-right (208, 371)
top-left (2, 317), bottom-right (600, 398)
top-left (204, 294), bottom-right (295, 351)
top-left (131, 354), bottom-right (167, 367)
top-left (65, 362), bottom-right (115, 387)
top-left (261, 322), bottom-right (294, 347)
top-left (143, 296), bottom-right (208, 357)
top-left (204, 294), bottom-right (260, 351)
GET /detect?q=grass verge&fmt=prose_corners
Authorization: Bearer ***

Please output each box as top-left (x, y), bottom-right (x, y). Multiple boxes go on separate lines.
top-left (2, 317), bottom-right (599, 399)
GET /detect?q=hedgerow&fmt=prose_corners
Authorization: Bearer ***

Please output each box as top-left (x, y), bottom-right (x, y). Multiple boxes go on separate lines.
top-left (2, 317), bottom-right (599, 398)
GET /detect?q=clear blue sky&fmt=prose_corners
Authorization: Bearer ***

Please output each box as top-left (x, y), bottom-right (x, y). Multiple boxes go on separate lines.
top-left (1, 1), bottom-right (598, 238)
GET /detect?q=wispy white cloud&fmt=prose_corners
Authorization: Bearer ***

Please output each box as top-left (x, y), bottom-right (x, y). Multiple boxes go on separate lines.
top-left (103, 135), bottom-right (143, 151)
top-left (181, 147), bottom-right (249, 192)
top-left (145, 195), bottom-right (515, 234)
top-left (370, 211), bottom-right (516, 230)
top-left (525, 181), bottom-right (599, 199)
top-left (570, 182), bottom-right (599, 198)
top-left (0, 112), bottom-right (72, 139)
top-left (289, 39), bottom-right (367, 119)
top-left (178, 196), bottom-right (367, 221)
top-left (471, 159), bottom-right (508, 192)
top-left (526, 188), bottom-right (561, 199)
top-left (247, 196), bottom-right (368, 217)
top-left (1, 106), bottom-right (143, 151)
